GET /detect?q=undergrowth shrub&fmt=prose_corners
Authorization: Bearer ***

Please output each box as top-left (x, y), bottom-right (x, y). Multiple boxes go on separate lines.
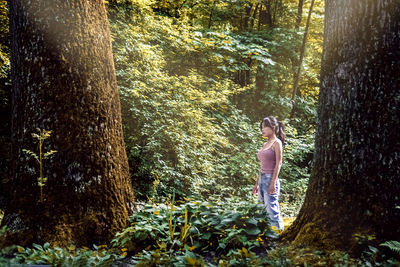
top-left (0, 225), bottom-right (126, 267)
top-left (279, 124), bottom-right (314, 217)
top-left (111, 197), bottom-right (277, 260)
top-left (12, 243), bottom-right (125, 267)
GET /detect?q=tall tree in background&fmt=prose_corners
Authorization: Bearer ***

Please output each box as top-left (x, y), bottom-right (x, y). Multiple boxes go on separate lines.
top-left (295, 0), bottom-right (304, 30)
top-left (2, 0), bottom-right (134, 246)
top-left (290, 0), bottom-right (315, 119)
top-left (283, 0), bottom-right (400, 249)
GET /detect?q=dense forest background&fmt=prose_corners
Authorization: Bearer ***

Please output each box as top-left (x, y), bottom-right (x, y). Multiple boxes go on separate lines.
top-left (1, 0), bottom-right (399, 266)
top-left (107, 0), bottom-right (321, 206)
top-left (1, 0), bottom-right (321, 210)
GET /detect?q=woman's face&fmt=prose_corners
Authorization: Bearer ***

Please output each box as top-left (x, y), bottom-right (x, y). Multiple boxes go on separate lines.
top-left (261, 123), bottom-right (274, 138)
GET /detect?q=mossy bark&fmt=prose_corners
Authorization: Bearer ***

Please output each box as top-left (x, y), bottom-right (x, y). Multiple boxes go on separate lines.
top-left (1, 0), bottom-right (134, 246)
top-left (282, 0), bottom-right (400, 250)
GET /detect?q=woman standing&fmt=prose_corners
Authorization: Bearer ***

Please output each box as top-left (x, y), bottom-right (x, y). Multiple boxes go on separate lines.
top-left (253, 116), bottom-right (285, 230)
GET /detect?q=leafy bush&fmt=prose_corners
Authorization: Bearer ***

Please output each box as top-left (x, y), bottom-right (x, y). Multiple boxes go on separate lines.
top-left (279, 123), bottom-right (314, 217)
top-left (0, 225), bottom-right (127, 266)
top-left (111, 197), bottom-right (277, 258)
top-left (130, 247), bottom-right (207, 267)
top-left (0, 226), bottom-right (15, 266)
top-left (12, 243), bottom-right (126, 267)
top-left (380, 241), bottom-right (400, 255)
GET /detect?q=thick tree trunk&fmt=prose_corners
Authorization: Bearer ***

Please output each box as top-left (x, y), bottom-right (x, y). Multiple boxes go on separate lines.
top-left (282, 0), bottom-right (400, 250)
top-left (2, 0), bottom-right (134, 246)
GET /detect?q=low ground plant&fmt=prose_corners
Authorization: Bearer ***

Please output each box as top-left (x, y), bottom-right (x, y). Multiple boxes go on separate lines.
top-left (3, 201), bottom-right (399, 266)
top-left (111, 197), bottom-right (278, 265)
top-left (11, 243), bottom-right (125, 267)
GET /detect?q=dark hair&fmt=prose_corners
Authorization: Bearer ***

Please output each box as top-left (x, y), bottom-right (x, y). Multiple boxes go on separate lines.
top-left (260, 116), bottom-right (286, 145)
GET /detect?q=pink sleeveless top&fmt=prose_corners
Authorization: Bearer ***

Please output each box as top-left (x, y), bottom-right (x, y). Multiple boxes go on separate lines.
top-left (257, 145), bottom-right (276, 174)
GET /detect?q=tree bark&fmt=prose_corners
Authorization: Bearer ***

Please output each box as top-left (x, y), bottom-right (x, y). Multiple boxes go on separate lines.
top-left (2, 0), bottom-right (134, 247)
top-left (282, 0), bottom-right (400, 250)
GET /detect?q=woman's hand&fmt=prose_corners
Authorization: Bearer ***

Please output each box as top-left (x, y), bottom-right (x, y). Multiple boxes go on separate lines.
top-left (252, 183), bottom-right (258, 195)
top-left (268, 183), bottom-right (276, 195)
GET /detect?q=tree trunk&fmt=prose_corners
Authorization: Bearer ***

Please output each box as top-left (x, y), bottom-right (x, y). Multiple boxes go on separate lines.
top-left (282, 0), bottom-right (400, 250)
top-left (2, 0), bottom-right (134, 247)
top-left (257, 5), bottom-right (263, 30)
top-left (265, 2), bottom-right (273, 26)
top-left (249, 4), bottom-right (260, 30)
top-left (289, 0), bottom-right (315, 119)
top-left (0, 0), bottom-right (11, 211)
top-left (259, 3), bottom-right (273, 27)
top-left (242, 3), bottom-right (253, 31)
top-left (272, 0), bottom-right (281, 26)
top-left (208, 1), bottom-right (214, 29)
top-left (295, 0), bottom-right (304, 30)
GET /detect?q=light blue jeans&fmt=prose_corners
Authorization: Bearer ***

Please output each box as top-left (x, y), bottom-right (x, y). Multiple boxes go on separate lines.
top-left (258, 173), bottom-right (284, 230)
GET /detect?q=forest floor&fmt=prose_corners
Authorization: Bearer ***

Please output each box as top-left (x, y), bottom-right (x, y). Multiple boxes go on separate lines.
top-left (1, 204), bottom-right (399, 266)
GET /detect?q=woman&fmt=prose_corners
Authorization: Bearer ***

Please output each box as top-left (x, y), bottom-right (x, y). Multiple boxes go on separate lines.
top-left (252, 116), bottom-right (285, 230)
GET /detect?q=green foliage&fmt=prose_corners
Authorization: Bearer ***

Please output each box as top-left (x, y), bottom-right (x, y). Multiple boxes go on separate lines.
top-left (380, 241), bottom-right (400, 255)
top-left (220, 247), bottom-right (270, 266)
top-left (282, 245), bottom-right (400, 267)
top-left (2, 1), bottom-right (398, 266)
top-left (279, 123), bottom-right (313, 217)
top-left (189, 29), bottom-right (276, 74)
top-left (108, 1), bottom-right (316, 206)
top-left (348, 234), bottom-right (400, 266)
top-left (0, 226), bottom-right (16, 266)
top-left (118, 196), bottom-right (282, 266)
top-left (131, 245), bottom-right (292, 267)
top-left (111, 198), bottom-right (277, 257)
top-left (110, 3), bottom-right (264, 200)
top-left (2, 227), bottom-right (123, 267)
top-left (12, 243), bottom-right (125, 267)
top-left (0, 0), bottom-right (9, 77)
top-left (22, 128), bottom-right (57, 202)
top-left (131, 246), bottom-right (207, 267)
top-left (359, 243), bottom-right (400, 267)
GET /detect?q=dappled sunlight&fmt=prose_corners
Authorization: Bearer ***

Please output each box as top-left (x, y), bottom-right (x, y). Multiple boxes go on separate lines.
top-left (1, 0), bottom-right (399, 266)
top-left (283, 217), bottom-right (296, 230)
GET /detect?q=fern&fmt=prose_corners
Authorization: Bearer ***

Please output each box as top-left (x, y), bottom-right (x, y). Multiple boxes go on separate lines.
top-left (380, 240), bottom-right (400, 255)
